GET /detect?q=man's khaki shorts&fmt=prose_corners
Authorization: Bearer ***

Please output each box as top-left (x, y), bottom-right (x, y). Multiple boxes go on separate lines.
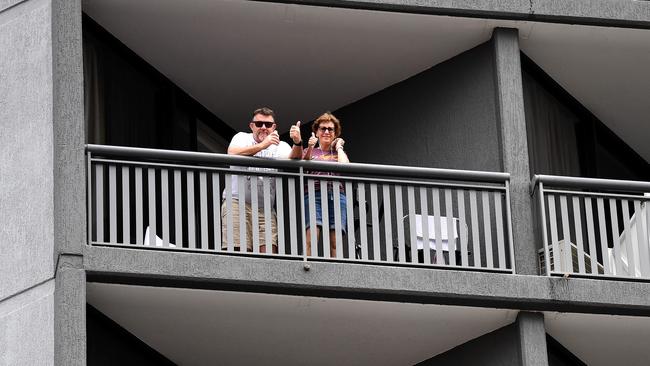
top-left (221, 199), bottom-right (278, 252)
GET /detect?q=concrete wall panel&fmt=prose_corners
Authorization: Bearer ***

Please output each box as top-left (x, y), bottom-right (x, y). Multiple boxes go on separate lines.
top-left (336, 41), bottom-right (501, 172)
top-left (0, 0), bottom-right (54, 300)
top-left (0, 281), bottom-right (55, 366)
top-left (417, 322), bottom-right (520, 365)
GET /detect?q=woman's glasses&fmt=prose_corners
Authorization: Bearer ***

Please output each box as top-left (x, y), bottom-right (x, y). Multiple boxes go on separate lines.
top-left (252, 121), bottom-right (275, 128)
top-left (318, 127), bottom-right (335, 133)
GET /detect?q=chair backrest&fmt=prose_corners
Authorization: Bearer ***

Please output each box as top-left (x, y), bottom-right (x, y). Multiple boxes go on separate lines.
top-left (414, 214), bottom-right (459, 240)
top-left (410, 214), bottom-right (462, 251)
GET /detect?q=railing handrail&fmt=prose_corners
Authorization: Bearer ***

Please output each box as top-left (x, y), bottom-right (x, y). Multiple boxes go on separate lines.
top-left (86, 144), bottom-right (510, 184)
top-left (531, 174), bottom-right (650, 194)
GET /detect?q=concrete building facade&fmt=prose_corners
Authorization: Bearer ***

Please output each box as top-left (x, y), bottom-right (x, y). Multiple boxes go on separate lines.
top-left (2, 0), bottom-right (650, 365)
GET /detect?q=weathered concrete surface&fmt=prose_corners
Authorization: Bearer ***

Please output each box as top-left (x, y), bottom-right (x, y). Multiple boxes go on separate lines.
top-left (0, 0), bottom-right (54, 301)
top-left (274, 0), bottom-right (650, 28)
top-left (54, 255), bottom-right (86, 366)
top-left (531, 0), bottom-right (650, 26)
top-left (0, 280), bottom-right (55, 366)
top-left (517, 312), bottom-right (548, 366)
top-left (52, 0), bottom-right (85, 260)
top-left (1, 0), bottom-right (85, 365)
top-left (85, 246), bottom-right (650, 315)
top-left (492, 28), bottom-right (538, 276)
top-left (0, 0), bottom-right (26, 13)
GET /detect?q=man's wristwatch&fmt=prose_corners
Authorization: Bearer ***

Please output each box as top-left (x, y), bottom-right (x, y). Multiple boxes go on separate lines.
top-left (293, 141), bottom-right (302, 147)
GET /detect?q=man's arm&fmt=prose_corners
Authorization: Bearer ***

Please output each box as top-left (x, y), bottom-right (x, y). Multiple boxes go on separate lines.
top-left (228, 142), bottom-right (268, 156)
top-left (288, 121), bottom-right (303, 159)
top-left (227, 132), bottom-right (277, 156)
top-left (288, 144), bottom-right (303, 159)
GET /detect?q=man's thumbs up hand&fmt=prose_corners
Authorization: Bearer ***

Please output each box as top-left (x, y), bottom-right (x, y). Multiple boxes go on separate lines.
top-left (290, 121), bottom-right (302, 145)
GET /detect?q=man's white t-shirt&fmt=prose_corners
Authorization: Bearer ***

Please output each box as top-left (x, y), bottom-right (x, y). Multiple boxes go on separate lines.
top-left (224, 132), bottom-right (292, 205)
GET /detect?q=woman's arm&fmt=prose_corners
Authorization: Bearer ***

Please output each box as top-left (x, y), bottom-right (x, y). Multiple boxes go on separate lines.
top-left (336, 148), bottom-right (349, 163)
top-left (334, 138), bottom-right (349, 163)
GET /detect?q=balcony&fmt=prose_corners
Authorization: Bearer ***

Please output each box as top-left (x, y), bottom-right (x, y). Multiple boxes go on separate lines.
top-left (533, 175), bottom-right (650, 280)
top-left (87, 145), bottom-right (515, 273)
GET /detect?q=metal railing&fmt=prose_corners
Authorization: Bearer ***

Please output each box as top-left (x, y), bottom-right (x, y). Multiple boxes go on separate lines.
top-left (87, 145), bottom-right (515, 273)
top-left (533, 175), bottom-right (650, 280)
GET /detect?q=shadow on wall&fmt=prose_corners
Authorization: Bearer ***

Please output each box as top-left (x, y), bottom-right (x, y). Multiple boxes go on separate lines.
top-left (329, 40), bottom-right (501, 172)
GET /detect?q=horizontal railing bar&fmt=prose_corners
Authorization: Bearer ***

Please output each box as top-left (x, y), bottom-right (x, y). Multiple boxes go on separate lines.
top-left (87, 144), bottom-right (509, 183)
top-left (542, 188), bottom-right (650, 201)
top-left (302, 173), bottom-right (507, 191)
top-left (90, 158), bottom-right (302, 178)
top-left (92, 157), bottom-right (505, 191)
top-left (532, 174), bottom-right (650, 194)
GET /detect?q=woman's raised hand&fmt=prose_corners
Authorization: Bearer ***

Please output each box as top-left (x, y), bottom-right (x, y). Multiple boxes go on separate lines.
top-left (308, 132), bottom-right (317, 148)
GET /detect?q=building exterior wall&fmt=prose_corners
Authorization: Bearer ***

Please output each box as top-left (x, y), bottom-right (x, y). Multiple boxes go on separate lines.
top-left (1, 0), bottom-right (650, 364)
top-left (0, 0), bottom-right (54, 307)
top-left (0, 0), bottom-right (55, 364)
top-left (0, 0), bottom-right (84, 364)
top-left (0, 280), bottom-right (54, 366)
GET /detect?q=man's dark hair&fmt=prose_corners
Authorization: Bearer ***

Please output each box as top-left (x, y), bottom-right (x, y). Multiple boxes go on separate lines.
top-left (252, 107), bottom-right (275, 120)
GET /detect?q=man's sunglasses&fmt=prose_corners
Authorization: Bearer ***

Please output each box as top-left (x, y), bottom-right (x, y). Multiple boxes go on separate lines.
top-left (252, 121), bottom-right (275, 128)
top-left (318, 127), bottom-right (335, 132)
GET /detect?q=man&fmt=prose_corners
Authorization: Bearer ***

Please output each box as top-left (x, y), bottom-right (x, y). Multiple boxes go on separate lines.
top-left (222, 107), bottom-right (303, 254)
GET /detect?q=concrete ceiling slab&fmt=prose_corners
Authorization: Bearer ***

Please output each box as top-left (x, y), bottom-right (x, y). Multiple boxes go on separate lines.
top-left (83, 0), bottom-right (650, 163)
top-left (87, 283), bottom-right (518, 365)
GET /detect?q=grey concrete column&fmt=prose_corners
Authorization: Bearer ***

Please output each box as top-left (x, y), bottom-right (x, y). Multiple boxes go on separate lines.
top-left (516, 312), bottom-right (549, 366)
top-left (54, 255), bottom-right (86, 366)
top-left (52, 0), bottom-right (85, 259)
top-left (52, 0), bottom-right (86, 363)
top-left (492, 28), bottom-right (538, 275)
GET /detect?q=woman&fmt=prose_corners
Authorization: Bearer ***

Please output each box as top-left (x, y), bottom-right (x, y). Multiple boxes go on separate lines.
top-left (302, 112), bottom-right (350, 257)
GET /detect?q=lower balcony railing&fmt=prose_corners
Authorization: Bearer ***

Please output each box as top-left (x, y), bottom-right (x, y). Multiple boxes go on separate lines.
top-left (87, 145), bottom-right (515, 273)
top-left (533, 175), bottom-right (650, 280)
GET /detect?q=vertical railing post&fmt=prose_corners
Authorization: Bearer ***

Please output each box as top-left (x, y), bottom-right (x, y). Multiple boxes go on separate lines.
top-left (505, 180), bottom-right (516, 274)
top-left (87, 151), bottom-right (93, 246)
top-left (537, 181), bottom-right (551, 277)
top-left (299, 166), bottom-right (308, 262)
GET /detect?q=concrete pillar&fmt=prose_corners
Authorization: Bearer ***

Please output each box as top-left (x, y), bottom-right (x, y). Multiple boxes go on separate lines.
top-left (52, 0), bottom-right (86, 361)
top-left (0, 0), bottom-right (85, 364)
top-left (55, 256), bottom-right (86, 366)
top-left (492, 28), bottom-right (538, 275)
top-left (516, 312), bottom-right (549, 366)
